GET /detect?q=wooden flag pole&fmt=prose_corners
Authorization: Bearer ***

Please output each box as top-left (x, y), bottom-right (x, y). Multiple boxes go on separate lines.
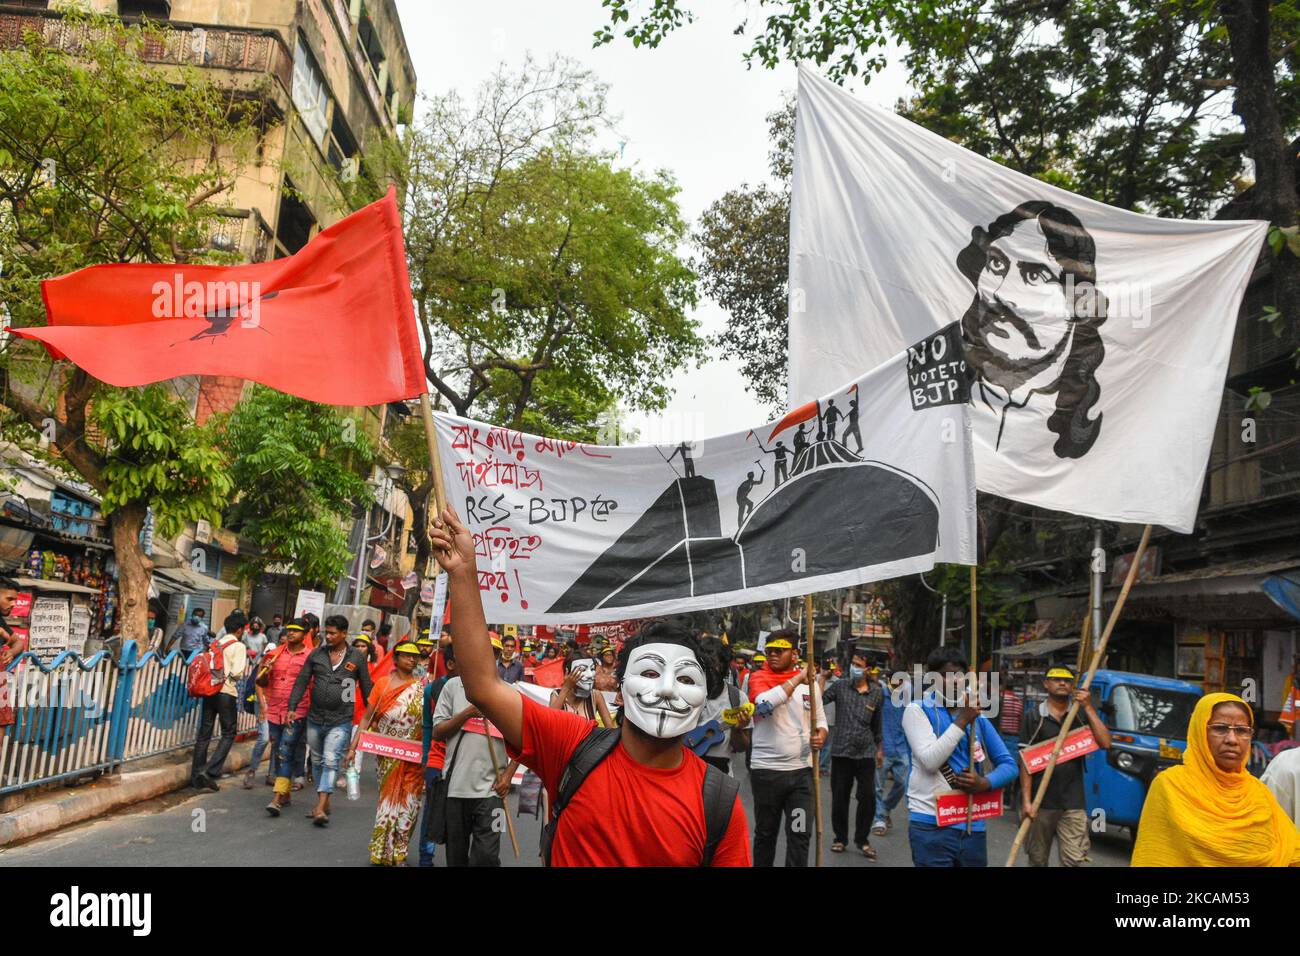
top-left (1005, 524), bottom-right (1152, 867)
top-left (419, 393), bottom-right (520, 855)
top-left (805, 592), bottom-right (824, 867)
top-left (419, 391), bottom-right (448, 516)
top-left (483, 728), bottom-right (521, 859)
top-left (967, 564), bottom-right (977, 833)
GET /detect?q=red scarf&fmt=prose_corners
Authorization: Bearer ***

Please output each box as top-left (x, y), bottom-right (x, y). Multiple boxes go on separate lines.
top-left (746, 666), bottom-right (800, 698)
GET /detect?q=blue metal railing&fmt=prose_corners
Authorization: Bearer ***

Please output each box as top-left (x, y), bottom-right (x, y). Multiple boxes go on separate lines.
top-left (0, 643), bottom-right (257, 795)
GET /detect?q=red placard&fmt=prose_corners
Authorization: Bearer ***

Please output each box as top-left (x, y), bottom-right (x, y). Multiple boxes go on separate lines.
top-left (11, 592), bottom-right (32, 619)
top-left (1020, 727), bottom-right (1099, 775)
top-left (463, 717), bottom-right (504, 740)
top-left (356, 731), bottom-right (423, 764)
top-left (935, 789), bottom-right (1004, 827)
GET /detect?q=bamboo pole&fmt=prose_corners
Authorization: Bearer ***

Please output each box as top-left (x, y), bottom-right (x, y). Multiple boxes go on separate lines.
top-left (482, 725), bottom-right (521, 858)
top-left (419, 391), bottom-right (448, 516)
top-left (1005, 524), bottom-right (1152, 867)
top-left (967, 564), bottom-right (977, 833)
top-left (805, 592), bottom-right (823, 866)
top-left (420, 391), bottom-right (520, 856)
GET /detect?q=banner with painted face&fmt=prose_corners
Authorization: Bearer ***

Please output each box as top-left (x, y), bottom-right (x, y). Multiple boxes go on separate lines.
top-left (434, 329), bottom-right (976, 624)
top-left (789, 65), bottom-right (1268, 534)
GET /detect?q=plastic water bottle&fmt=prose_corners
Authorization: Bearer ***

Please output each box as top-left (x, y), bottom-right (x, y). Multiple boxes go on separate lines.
top-left (346, 766), bottom-right (360, 801)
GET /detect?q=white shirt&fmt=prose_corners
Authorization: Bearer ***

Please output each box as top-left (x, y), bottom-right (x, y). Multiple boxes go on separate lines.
top-left (901, 701), bottom-right (975, 820)
top-left (1261, 747), bottom-right (1300, 830)
top-left (749, 678), bottom-right (828, 772)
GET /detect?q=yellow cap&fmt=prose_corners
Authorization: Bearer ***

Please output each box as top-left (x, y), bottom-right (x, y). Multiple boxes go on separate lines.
top-left (352, 633), bottom-right (372, 644)
top-left (490, 634), bottom-right (503, 650)
top-left (754, 653), bottom-right (766, 662)
top-left (1045, 667), bottom-right (1075, 680)
top-left (392, 641), bottom-right (421, 655)
top-left (765, 638), bottom-right (794, 651)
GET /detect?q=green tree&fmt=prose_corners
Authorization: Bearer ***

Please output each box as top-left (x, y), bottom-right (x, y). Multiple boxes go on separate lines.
top-left (0, 13), bottom-right (260, 647)
top-left (597, 0), bottom-right (1299, 333)
top-left (218, 386), bottom-right (374, 589)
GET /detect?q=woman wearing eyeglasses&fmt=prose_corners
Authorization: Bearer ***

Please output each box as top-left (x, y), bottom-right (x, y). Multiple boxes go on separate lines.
top-left (1132, 692), bottom-right (1300, 866)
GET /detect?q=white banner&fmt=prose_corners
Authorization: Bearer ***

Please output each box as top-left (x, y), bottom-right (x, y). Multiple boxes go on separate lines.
top-left (436, 331), bottom-right (976, 623)
top-left (789, 65), bottom-right (1268, 533)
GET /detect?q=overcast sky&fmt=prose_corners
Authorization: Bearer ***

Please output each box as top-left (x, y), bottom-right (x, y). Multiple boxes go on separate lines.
top-left (394, 1), bottom-right (910, 442)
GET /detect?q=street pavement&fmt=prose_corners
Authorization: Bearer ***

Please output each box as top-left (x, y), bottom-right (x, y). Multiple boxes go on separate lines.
top-left (0, 753), bottom-right (1132, 867)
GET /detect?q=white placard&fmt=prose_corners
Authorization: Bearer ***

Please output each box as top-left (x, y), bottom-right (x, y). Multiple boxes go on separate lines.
top-left (293, 589), bottom-right (326, 621)
top-left (28, 596), bottom-right (71, 656)
top-left (68, 604), bottom-right (92, 656)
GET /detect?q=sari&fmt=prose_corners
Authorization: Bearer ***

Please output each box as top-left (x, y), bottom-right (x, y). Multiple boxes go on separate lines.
top-left (367, 674), bottom-right (425, 866)
top-left (1132, 692), bottom-right (1300, 867)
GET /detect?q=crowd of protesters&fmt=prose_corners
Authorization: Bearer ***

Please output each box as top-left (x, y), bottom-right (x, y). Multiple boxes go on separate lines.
top-left (166, 505), bottom-right (1300, 869)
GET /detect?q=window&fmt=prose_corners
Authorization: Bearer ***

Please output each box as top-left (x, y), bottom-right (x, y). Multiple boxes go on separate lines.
top-left (326, 108), bottom-right (358, 175)
top-left (1108, 685), bottom-right (1198, 738)
top-left (274, 183), bottom-right (316, 256)
top-left (119, 0), bottom-right (171, 18)
top-left (291, 35), bottom-right (330, 147)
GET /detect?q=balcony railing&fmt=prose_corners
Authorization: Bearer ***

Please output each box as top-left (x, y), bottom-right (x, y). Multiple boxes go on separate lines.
top-left (0, 7), bottom-right (293, 98)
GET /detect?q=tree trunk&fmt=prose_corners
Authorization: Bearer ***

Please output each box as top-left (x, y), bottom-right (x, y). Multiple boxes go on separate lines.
top-left (108, 501), bottom-right (153, 655)
top-left (398, 477), bottom-right (433, 620)
top-left (1221, 0), bottom-right (1300, 321)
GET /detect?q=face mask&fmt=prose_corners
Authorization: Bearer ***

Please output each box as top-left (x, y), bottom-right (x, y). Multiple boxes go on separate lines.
top-left (621, 642), bottom-right (708, 739)
top-left (849, 666), bottom-right (865, 681)
top-left (571, 660), bottom-right (596, 697)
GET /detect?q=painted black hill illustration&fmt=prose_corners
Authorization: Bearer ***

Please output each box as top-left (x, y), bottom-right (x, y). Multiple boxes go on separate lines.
top-left (547, 392), bottom-right (942, 613)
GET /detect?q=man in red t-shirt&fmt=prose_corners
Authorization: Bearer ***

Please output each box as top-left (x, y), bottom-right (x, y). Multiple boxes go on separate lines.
top-left (429, 507), bottom-right (751, 867)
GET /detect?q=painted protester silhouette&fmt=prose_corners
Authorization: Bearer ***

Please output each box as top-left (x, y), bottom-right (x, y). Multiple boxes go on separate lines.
top-left (955, 201), bottom-right (1106, 459)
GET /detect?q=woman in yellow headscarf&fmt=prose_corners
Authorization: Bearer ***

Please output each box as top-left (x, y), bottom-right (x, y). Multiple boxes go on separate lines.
top-left (1132, 692), bottom-right (1300, 866)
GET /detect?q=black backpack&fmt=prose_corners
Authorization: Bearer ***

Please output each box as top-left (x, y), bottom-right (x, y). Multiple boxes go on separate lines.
top-left (540, 727), bottom-right (739, 867)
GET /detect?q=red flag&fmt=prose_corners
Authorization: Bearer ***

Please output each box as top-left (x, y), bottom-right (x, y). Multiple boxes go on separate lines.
top-left (11, 187), bottom-right (424, 407)
top-left (354, 650), bottom-right (397, 724)
top-left (532, 657), bottom-right (565, 688)
top-left (767, 399), bottom-right (819, 442)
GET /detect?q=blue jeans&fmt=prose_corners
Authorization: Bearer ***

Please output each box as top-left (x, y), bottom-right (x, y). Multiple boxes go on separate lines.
top-left (818, 738), bottom-right (833, 774)
top-left (873, 753), bottom-right (908, 825)
top-left (908, 820), bottom-right (988, 867)
top-left (306, 719), bottom-right (351, 794)
top-left (418, 767), bottom-right (442, 867)
top-left (248, 719), bottom-right (270, 775)
top-left (269, 720), bottom-right (307, 781)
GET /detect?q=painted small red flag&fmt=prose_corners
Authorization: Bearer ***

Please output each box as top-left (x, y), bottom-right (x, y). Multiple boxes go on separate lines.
top-left (11, 187), bottom-right (424, 407)
top-left (767, 399), bottom-right (819, 442)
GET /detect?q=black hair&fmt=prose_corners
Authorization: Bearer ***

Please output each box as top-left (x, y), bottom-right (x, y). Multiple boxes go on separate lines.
top-left (378, 622), bottom-right (392, 636)
top-left (956, 200), bottom-right (1106, 459)
top-left (223, 609), bottom-right (247, 634)
top-left (287, 616), bottom-right (309, 631)
top-left (303, 612), bottom-right (319, 630)
top-left (0, 575), bottom-right (20, 591)
top-left (362, 619), bottom-right (377, 630)
top-left (323, 614), bottom-right (349, 632)
top-left (767, 627), bottom-right (798, 646)
top-left (442, 642), bottom-right (456, 664)
top-left (696, 637), bottom-right (731, 697)
top-left (616, 620), bottom-right (719, 700)
top-left (925, 644), bottom-right (969, 673)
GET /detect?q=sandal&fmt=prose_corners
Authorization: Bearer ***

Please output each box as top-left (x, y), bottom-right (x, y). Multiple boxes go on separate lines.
top-left (292, 781), bottom-right (304, 792)
top-left (830, 841), bottom-right (846, 852)
top-left (265, 801), bottom-right (281, 818)
top-left (860, 844), bottom-right (877, 860)
top-left (312, 812), bottom-right (330, 827)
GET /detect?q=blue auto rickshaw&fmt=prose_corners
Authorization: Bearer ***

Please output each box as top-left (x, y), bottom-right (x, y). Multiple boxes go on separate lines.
top-left (1082, 669), bottom-right (1202, 843)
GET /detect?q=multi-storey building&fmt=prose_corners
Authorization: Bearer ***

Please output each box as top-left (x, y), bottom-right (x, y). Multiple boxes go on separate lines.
top-left (0, 0), bottom-right (420, 624)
